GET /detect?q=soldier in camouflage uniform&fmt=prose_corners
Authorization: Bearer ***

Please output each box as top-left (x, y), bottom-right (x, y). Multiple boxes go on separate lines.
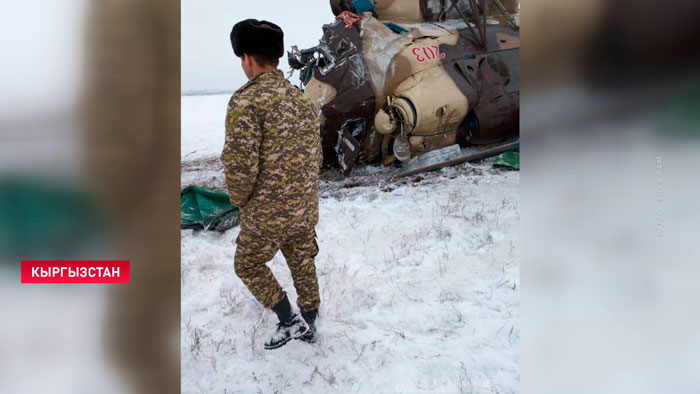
top-left (222, 19), bottom-right (323, 349)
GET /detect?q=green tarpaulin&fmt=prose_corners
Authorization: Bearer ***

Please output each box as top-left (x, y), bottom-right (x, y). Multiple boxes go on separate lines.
top-left (181, 186), bottom-right (240, 232)
top-left (493, 152), bottom-right (520, 170)
top-left (0, 176), bottom-right (100, 259)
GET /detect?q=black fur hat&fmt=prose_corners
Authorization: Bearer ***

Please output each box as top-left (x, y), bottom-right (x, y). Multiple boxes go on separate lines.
top-left (230, 19), bottom-right (284, 59)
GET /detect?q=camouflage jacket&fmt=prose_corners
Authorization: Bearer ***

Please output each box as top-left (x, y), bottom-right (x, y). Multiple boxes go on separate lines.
top-left (221, 70), bottom-right (322, 237)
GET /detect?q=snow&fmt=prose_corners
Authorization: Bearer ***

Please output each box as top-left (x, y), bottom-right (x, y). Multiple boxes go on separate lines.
top-left (181, 94), bottom-right (230, 161)
top-left (181, 94), bottom-right (519, 393)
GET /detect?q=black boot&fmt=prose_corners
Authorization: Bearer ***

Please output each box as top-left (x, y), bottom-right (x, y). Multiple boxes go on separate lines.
top-left (264, 296), bottom-right (309, 350)
top-left (270, 295), bottom-right (294, 324)
top-left (297, 309), bottom-right (318, 343)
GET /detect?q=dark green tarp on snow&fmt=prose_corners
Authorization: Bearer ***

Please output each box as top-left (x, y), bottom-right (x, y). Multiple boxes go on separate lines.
top-left (493, 152), bottom-right (520, 170)
top-left (181, 186), bottom-right (240, 232)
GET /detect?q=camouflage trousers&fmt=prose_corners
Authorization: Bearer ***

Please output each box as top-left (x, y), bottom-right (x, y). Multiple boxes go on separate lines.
top-left (234, 226), bottom-right (321, 312)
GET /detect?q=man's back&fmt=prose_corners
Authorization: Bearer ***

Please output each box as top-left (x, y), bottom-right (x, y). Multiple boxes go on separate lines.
top-left (222, 70), bottom-right (322, 237)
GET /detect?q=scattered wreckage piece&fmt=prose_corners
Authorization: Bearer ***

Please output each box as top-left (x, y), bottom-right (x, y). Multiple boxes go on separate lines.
top-left (395, 140), bottom-right (519, 178)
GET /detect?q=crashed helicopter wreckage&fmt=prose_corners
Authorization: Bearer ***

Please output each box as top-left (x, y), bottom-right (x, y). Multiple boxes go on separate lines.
top-left (288, 0), bottom-right (519, 176)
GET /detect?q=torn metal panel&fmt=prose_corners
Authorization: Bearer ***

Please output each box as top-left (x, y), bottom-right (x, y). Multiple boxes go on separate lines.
top-left (397, 140), bottom-right (519, 177)
top-left (307, 19), bottom-right (377, 167)
top-left (334, 119), bottom-right (365, 175)
top-left (401, 144), bottom-right (463, 173)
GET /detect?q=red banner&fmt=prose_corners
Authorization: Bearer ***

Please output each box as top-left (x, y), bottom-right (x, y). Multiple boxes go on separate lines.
top-left (21, 260), bottom-right (130, 283)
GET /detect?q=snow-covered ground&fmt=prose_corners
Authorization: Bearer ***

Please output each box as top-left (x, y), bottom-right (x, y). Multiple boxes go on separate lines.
top-left (181, 94), bottom-right (230, 161)
top-left (181, 94), bottom-right (519, 393)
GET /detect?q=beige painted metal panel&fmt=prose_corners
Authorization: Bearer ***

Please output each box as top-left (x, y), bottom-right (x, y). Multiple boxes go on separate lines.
top-left (304, 76), bottom-right (338, 112)
top-left (374, 0), bottom-right (424, 22)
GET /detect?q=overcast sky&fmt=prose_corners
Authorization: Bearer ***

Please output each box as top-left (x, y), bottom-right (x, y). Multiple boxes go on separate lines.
top-left (181, 0), bottom-right (333, 93)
